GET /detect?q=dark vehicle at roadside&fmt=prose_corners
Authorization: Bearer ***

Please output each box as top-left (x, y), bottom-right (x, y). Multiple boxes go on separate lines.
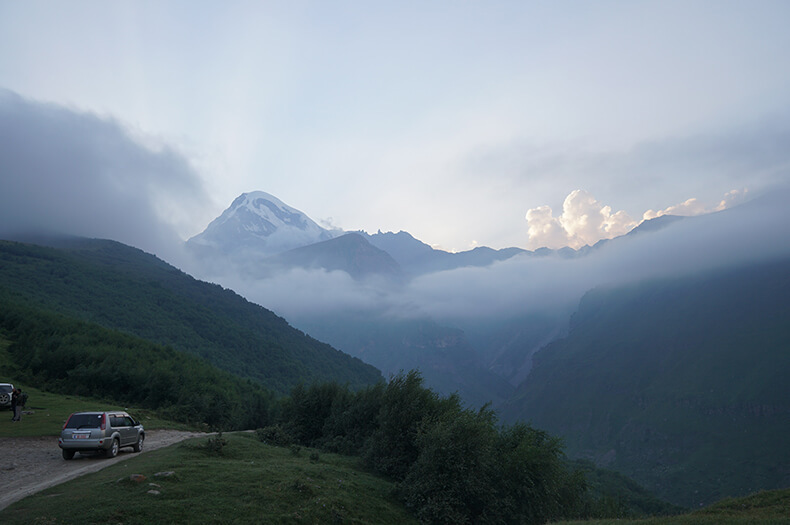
top-left (59, 411), bottom-right (145, 460)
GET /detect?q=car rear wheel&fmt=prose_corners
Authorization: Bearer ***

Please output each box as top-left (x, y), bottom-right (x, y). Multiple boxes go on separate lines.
top-left (106, 438), bottom-right (119, 458)
top-left (62, 449), bottom-right (75, 460)
top-left (133, 434), bottom-right (144, 453)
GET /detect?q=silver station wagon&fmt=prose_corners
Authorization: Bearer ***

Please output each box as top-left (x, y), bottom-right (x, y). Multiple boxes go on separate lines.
top-left (59, 411), bottom-right (145, 460)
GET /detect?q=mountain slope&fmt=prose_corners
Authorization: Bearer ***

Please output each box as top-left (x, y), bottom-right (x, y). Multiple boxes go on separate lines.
top-left (187, 191), bottom-right (338, 258)
top-left (296, 313), bottom-right (516, 407)
top-left (265, 233), bottom-right (403, 280)
top-left (0, 237), bottom-right (381, 393)
top-left (359, 230), bottom-right (528, 276)
top-left (503, 257), bottom-right (790, 507)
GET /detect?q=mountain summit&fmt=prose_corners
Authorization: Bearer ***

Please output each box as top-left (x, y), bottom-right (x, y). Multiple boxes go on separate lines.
top-left (187, 191), bottom-right (339, 257)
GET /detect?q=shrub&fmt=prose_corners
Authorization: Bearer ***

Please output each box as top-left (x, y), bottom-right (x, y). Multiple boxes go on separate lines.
top-left (204, 431), bottom-right (228, 455)
top-left (256, 424), bottom-right (295, 447)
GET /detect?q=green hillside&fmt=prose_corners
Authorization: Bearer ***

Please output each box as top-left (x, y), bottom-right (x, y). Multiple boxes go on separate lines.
top-left (0, 305), bottom-right (275, 430)
top-left (0, 238), bottom-right (381, 393)
top-left (504, 257), bottom-right (790, 507)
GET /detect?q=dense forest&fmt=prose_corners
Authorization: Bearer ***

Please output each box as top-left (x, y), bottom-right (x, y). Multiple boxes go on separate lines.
top-left (0, 238), bottom-right (380, 393)
top-left (0, 295), bottom-right (275, 430)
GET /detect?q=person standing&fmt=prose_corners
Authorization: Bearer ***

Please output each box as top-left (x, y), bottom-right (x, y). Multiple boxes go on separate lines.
top-left (11, 388), bottom-right (21, 422)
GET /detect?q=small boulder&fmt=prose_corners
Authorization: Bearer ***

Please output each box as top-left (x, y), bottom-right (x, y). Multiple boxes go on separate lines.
top-left (154, 471), bottom-right (176, 477)
top-left (129, 474), bottom-right (147, 483)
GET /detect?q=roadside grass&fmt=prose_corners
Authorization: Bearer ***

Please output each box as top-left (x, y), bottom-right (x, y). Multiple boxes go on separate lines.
top-left (0, 432), bottom-right (417, 525)
top-left (553, 487), bottom-right (790, 525)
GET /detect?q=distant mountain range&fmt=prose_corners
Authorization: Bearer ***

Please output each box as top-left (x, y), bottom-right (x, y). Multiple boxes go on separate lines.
top-left (187, 191), bottom-right (692, 282)
top-left (187, 191), bottom-right (533, 280)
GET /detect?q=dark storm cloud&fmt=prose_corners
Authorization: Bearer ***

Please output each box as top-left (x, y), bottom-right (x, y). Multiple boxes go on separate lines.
top-left (0, 89), bottom-right (210, 260)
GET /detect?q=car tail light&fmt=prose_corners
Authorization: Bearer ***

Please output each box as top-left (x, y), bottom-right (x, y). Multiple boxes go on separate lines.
top-left (62, 415), bottom-right (73, 430)
top-left (100, 413), bottom-right (106, 431)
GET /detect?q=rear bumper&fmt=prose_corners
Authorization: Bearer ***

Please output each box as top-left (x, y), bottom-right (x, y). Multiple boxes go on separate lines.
top-left (59, 437), bottom-right (113, 451)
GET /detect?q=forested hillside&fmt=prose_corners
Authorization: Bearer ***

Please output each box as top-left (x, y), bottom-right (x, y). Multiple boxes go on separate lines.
top-left (0, 299), bottom-right (274, 429)
top-left (504, 257), bottom-right (790, 507)
top-left (0, 238), bottom-right (381, 393)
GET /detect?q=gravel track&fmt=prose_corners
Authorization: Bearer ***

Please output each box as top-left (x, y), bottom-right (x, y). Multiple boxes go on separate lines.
top-left (0, 430), bottom-right (206, 510)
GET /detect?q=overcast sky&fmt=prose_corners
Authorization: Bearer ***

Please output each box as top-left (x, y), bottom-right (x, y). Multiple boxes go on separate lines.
top-left (2, 1), bottom-right (790, 252)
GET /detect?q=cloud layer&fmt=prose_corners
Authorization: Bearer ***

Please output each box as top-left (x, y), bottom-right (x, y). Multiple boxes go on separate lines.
top-left (0, 89), bottom-right (210, 261)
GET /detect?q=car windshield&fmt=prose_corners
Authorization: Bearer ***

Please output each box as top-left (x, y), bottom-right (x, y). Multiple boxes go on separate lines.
top-left (64, 414), bottom-right (103, 429)
top-left (0, 386), bottom-right (12, 393)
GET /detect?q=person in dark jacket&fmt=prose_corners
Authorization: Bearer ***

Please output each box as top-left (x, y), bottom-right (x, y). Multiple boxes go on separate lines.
top-left (11, 388), bottom-right (21, 422)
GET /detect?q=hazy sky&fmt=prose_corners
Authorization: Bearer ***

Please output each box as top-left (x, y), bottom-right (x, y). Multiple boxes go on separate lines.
top-left (2, 1), bottom-right (790, 251)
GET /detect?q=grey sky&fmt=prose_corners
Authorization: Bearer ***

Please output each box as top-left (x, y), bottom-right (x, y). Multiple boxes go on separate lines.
top-left (1, 1), bottom-right (789, 251)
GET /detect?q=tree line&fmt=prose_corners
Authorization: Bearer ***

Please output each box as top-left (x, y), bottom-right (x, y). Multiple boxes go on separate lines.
top-left (261, 371), bottom-right (614, 524)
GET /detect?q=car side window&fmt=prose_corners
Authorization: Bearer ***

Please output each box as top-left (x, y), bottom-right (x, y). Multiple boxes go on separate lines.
top-left (124, 416), bottom-right (135, 427)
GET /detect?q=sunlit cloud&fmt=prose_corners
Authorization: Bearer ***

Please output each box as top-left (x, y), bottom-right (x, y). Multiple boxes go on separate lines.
top-left (525, 190), bottom-right (637, 250)
top-left (527, 189), bottom-right (752, 250)
top-left (643, 188), bottom-right (748, 220)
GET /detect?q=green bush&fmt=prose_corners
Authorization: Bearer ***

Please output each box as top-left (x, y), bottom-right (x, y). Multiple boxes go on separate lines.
top-left (204, 431), bottom-right (228, 455)
top-left (255, 425), bottom-right (295, 447)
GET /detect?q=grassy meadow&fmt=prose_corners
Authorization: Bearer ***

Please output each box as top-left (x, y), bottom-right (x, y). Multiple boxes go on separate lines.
top-left (0, 432), bottom-right (416, 524)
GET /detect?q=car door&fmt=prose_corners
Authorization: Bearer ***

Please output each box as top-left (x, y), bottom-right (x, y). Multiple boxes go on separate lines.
top-left (113, 414), bottom-right (132, 446)
top-left (122, 416), bottom-right (137, 445)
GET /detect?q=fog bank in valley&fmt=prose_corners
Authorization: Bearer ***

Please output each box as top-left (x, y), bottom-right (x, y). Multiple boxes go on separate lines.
top-left (213, 188), bottom-right (790, 363)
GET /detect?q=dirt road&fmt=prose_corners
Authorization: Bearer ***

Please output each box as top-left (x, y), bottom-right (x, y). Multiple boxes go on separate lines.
top-left (0, 430), bottom-right (205, 510)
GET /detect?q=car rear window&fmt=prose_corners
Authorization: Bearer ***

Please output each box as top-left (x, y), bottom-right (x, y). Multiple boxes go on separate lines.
top-left (0, 385), bottom-right (12, 394)
top-left (64, 414), bottom-right (103, 429)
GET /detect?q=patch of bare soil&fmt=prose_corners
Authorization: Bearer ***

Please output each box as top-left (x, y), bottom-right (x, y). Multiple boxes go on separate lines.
top-left (0, 430), bottom-right (206, 510)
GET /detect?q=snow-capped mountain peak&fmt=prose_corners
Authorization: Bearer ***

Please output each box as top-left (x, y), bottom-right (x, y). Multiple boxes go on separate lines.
top-left (187, 191), bottom-right (339, 256)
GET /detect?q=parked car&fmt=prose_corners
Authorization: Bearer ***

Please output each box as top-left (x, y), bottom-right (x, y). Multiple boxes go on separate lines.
top-left (59, 411), bottom-right (145, 460)
top-left (0, 383), bottom-right (13, 410)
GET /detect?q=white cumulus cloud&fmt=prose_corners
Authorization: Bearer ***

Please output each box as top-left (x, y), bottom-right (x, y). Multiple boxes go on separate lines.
top-left (528, 189), bottom-right (751, 250)
top-left (525, 190), bottom-right (637, 250)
